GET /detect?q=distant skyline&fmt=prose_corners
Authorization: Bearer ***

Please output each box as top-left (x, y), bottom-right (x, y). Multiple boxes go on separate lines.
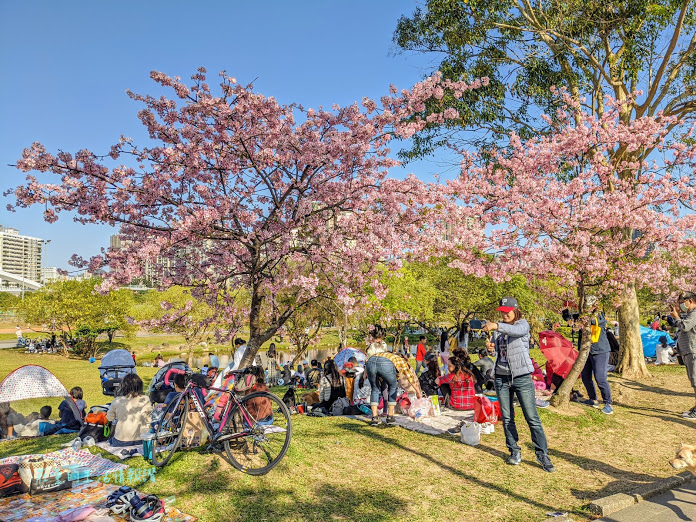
top-left (0, 1), bottom-right (449, 270)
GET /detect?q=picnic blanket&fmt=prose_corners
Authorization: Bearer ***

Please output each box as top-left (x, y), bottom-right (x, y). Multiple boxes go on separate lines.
top-left (350, 408), bottom-right (475, 435)
top-left (0, 448), bottom-right (127, 478)
top-left (0, 480), bottom-right (196, 521)
top-left (95, 441), bottom-right (145, 460)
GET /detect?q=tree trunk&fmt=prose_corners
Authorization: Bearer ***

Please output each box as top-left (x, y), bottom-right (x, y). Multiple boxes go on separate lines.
top-left (187, 344), bottom-right (194, 368)
top-left (550, 323), bottom-right (592, 409)
top-left (291, 348), bottom-right (308, 367)
top-left (616, 282), bottom-right (651, 379)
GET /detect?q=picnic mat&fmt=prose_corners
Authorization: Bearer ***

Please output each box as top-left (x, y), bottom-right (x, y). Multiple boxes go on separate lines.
top-left (0, 480), bottom-right (196, 522)
top-left (0, 448), bottom-right (128, 478)
top-left (352, 409), bottom-right (475, 435)
top-left (95, 441), bottom-right (145, 460)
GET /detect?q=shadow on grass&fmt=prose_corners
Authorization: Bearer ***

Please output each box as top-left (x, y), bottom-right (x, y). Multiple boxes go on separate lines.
top-left (332, 421), bottom-right (565, 515)
top-left (148, 453), bottom-right (406, 521)
top-left (617, 378), bottom-right (694, 399)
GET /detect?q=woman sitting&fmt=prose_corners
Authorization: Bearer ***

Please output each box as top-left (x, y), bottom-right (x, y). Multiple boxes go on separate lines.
top-left (107, 374), bottom-right (153, 447)
top-left (418, 359), bottom-right (441, 397)
top-left (244, 366), bottom-right (273, 425)
top-left (436, 354), bottom-right (475, 410)
top-left (312, 360), bottom-right (346, 413)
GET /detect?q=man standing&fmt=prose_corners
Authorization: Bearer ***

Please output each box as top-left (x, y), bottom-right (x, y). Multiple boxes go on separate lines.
top-left (209, 352), bottom-right (219, 369)
top-left (415, 335), bottom-right (427, 375)
top-left (671, 292), bottom-right (696, 418)
top-left (579, 296), bottom-right (613, 415)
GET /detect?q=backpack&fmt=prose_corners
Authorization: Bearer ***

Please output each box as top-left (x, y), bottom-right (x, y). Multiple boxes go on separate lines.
top-left (282, 387), bottom-right (298, 410)
top-left (330, 397), bottom-right (350, 416)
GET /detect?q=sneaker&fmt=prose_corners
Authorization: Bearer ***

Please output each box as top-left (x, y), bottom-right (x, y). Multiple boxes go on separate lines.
top-left (682, 407), bottom-right (696, 419)
top-left (506, 450), bottom-right (522, 465)
top-left (601, 404), bottom-right (614, 415)
top-left (447, 422), bottom-right (464, 435)
top-left (369, 417), bottom-right (380, 426)
top-left (537, 454), bottom-right (556, 473)
top-left (385, 416), bottom-right (396, 425)
top-left (535, 398), bottom-right (550, 408)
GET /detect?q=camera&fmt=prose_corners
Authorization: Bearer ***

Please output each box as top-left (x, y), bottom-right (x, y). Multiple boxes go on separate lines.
top-left (469, 319), bottom-right (487, 330)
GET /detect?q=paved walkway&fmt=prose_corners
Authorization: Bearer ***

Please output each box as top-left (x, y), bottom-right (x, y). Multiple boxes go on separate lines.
top-left (600, 480), bottom-right (696, 521)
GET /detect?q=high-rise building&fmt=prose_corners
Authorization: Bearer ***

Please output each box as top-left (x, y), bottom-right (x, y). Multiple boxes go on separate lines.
top-left (0, 226), bottom-right (44, 286)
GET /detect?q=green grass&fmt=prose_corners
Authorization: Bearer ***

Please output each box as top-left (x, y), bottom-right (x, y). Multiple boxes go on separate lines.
top-left (1, 349), bottom-right (695, 521)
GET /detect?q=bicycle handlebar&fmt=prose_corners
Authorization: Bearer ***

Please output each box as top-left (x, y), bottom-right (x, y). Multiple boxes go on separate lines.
top-left (163, 368), bottom-right (187, 387)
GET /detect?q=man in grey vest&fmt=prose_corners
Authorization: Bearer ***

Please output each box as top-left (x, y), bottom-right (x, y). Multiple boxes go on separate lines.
top-left (670, 292), bottom-right (696, 418)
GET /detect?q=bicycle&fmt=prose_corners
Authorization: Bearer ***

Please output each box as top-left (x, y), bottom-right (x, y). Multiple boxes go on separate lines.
top-left (150, 369), bottom-right (292, 475)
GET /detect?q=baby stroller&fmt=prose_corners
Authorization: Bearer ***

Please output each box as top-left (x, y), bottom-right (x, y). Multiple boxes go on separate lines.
top-left (147, 361), bottom-right (192, 404)
top-left (99, 349), bottom-right (137, 396)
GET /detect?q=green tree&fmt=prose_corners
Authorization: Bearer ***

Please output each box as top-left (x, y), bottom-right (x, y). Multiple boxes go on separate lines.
top-left (0, 292), bottom-right (19, 313)
top-left (129, 287), bottom-right (242, 367)
top-left (16, 279), bottom-right (134, 358)
top-left (394, 0), bottom-right (696, 378)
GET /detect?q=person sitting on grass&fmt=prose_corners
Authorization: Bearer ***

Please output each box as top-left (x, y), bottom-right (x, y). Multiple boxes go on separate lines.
top-left (436, 354), bottom-right (475, 411)
top-left (312, 359), bottom-right (347, 413)
top-left (419, 359), bottom-right (441, 397)
top-left (292, 365), bottom-right (307, 387)
top-left (13, 406), bottom-right (54, 438)
top-left (107, 374), bottom-right (153, 447)
top-left (43, 387), bottom-right (86, 435)
top-left (244, 366), bottom-right (273, 425)
top-left (0, 402), bottom-right (30, 439)
top-left (656, 336), bottom-right (676, 365)
top-left (306, 360), bottom-right (323, 388)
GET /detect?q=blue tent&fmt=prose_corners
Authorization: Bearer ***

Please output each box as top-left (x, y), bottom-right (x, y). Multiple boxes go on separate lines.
top-left (640, 326), bottom-right (674, 358)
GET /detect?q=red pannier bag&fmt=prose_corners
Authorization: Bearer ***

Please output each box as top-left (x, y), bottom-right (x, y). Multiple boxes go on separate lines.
top-left (473, 395), bottom-right (499, 424)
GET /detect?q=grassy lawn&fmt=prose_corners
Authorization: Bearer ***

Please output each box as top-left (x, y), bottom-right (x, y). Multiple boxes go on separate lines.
top-left (0, 348), bottom-right (692, 521)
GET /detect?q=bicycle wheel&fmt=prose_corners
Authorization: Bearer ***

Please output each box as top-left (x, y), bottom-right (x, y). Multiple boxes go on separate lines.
top-left (223, 391), bottom-right (292, 475)
top-left (151, 395), bottom-right (188, 467)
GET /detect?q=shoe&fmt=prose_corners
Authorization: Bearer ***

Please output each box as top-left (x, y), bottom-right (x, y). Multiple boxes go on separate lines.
top-left (447, 422), bottom-right (464, 435)
top-left (506, 450), bottom-right (521, 465)
top-left (82, 436), bottom-right (96, 447)
top-left (537, 454), bottom-right (556, 473)
top-left (535, 398), bottom-right (550, 408)
top-left (385, 416), bottom-right (396, 425)
top-left (369, 417), bottom-right (380, 426)
top-left (682, 407), bottom-right (696, 418)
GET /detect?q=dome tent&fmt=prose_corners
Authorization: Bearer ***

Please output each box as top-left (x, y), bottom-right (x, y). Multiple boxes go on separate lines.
top-left (0, 365), bottom-right (83, 427)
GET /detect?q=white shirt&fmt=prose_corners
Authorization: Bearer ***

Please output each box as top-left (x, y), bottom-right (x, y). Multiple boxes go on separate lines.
top-left (656, 344), bottom-right (674, 365)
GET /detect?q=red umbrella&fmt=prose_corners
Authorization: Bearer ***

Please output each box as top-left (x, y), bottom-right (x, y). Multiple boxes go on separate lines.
top-left (539, 330), bottom-right (578, 379)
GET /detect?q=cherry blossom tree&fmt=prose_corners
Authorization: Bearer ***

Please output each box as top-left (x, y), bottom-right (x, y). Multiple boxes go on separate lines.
top-left (8, 68), bottom-right (483, 367)
top-left (438, 95), bottom-right (696, 406)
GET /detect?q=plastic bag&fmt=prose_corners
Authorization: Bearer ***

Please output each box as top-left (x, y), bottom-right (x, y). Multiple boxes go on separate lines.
top-left (473, 394), bottom-right (498, 424)
top-left (407, 397), bottom-right (433, 419)
top-left (460, 421), bottom-right (481, 446)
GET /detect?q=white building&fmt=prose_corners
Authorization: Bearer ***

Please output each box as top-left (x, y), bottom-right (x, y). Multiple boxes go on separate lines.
top-left (41, 266), bottom-right (63, 283)
top-left (0, 226), bottom-right (45, 293)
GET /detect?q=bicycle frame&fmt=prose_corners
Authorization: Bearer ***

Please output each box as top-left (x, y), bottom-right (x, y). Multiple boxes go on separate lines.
top-left (170, 380), bottom-right (258, 444)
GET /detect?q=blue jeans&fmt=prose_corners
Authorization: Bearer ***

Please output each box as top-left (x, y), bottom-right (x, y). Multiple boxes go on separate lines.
top-left (581, 351), bottom-right (612, 404)
top-left (366, 357), bottom-right (397, 407)
top-left (415, 360), bottom-right (424, 375)
top-left (494, 373), bottom-right (549, 457)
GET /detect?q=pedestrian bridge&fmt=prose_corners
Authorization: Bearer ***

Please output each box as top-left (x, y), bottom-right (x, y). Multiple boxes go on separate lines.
top-left (0, 269), bottom-right (42, 294)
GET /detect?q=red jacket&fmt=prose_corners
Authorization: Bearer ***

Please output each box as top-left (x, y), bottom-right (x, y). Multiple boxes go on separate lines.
top-left (416, 343), bottom-right (426, 362)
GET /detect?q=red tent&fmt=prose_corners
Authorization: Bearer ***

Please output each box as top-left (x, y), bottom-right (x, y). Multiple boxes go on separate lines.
top-left (539, 331), bottom-right (578, 379)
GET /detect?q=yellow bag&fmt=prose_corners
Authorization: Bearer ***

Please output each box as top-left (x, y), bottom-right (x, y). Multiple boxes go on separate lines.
top-left (590, 316), bottom-right (601, 343)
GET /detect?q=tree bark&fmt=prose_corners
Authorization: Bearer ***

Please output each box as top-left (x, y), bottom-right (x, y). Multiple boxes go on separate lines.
top-left (616, 282), bottom-right (651, 378)
top-left (550, 323), bottom-right (592, 409)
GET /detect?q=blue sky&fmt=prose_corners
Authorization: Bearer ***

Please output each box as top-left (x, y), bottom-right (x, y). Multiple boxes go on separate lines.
top-left (0, 1), bottom-right (448, 270)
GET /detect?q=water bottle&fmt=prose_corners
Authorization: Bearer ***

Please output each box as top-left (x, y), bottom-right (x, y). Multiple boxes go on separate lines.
top-left (71, 437), bottom-right (82, 451)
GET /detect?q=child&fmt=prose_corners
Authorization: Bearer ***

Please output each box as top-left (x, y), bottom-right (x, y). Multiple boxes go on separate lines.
top-left (44, 387), bottom-right (85, 435)
top-left (436, 354), bottom-right (475, 411)
top-left (14, 406), bottom-right (54, 438)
